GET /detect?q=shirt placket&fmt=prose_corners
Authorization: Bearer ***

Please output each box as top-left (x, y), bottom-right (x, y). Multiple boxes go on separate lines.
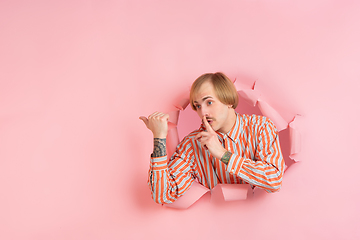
top-left (211, 135), bottom-right (226, 186)
top-left (224, 135), bottom-right (230, 152)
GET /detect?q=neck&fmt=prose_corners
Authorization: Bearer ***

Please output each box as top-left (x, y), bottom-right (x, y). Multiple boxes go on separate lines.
top-left (218, 109), bottom-right (237, 134)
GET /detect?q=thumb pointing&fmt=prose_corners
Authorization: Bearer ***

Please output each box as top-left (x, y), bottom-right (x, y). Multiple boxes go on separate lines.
top-left (139, 116), bottom-right (149, 127)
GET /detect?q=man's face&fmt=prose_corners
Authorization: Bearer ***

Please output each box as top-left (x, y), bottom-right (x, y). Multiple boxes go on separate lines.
top-left (192, 81), bottom-right (234, 133)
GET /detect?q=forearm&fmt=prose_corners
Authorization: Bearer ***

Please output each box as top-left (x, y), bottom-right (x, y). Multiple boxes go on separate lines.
top-left (226, 153), bottom-right (284, 192)
top-left (226, 119), bottom-right (284, 192)
top-left (148, 156), bottom-right (194, 204)
top-left (151, 138), bottom-right (167, 158)
top-left (148, 162), bottom-right (176, 204)
top-left (148, 139), bottom-right (195, 204)
top-left (220, 151), bottom-right (232, 165)
top-left (219, 150), bottom-right (283, 191)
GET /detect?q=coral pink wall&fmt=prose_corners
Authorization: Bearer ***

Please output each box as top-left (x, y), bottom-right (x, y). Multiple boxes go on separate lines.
top-left (1, 1), bottom-right (359, 239)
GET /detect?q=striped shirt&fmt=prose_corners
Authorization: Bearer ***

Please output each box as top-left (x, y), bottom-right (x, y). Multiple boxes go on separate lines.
top-left (148, 113), bottom-right (285, 204)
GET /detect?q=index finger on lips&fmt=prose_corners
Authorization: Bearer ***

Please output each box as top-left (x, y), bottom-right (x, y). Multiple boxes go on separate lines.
top-left (203, 116), bottom-right (214, 133)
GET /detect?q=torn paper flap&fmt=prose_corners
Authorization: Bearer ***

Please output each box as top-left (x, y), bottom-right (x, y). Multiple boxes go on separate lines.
top-left (166, 127), bottom-right (179, 157)
top-left (174, 98), bottom-right (190, 111)
top-left (165, 181), bottom-right (210, 209)
top-left (219, 184), bottom-right (250, 201)
top-left (167, 122), bottom-right (177, 131)
top-left (210, 183), bottom-right (250, 203)
top-left (238, 89), bottom-right (261, 106)
top-left (168, 110), bottom-right (180, 125)
top-left (233, 78), bottom-right (248, 91)
top-left (289, 115), bottom-right (301, 162)
top-left (166, 183), bottom-right (251, 209)
top-left (257, 99), bottom-right (288, 131)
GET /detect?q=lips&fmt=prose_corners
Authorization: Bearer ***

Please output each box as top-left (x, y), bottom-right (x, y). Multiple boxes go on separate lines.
top-left (202, 117), bottom-right (214, 125)
top-left (205, 118), bottom-right (214, 124)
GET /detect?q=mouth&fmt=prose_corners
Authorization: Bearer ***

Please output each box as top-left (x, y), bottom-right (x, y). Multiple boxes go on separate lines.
top-left (205, 118), bottom-right (213, 124)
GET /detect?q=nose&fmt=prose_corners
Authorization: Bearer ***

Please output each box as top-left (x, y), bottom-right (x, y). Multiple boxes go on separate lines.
top-left (200, 106), bottom-right (208, 118)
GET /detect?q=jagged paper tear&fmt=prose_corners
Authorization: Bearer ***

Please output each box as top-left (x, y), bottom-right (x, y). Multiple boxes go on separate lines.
top-left (237, 81), bottom-right (260, 107)
top-left (168, 110), bottom-right (180, 125)
top-left (166, 182), bottom-right (250, 209)
top-left (162, 77), bottom-right (302, 209)
top-left (289, 115), bottom-right (301, 162)
top-left (165, 181), bottom-right (210, 209)
top-left (217, 184), bottom-right (250, 201)
top-left (257, 100), bottom-right (289, 131)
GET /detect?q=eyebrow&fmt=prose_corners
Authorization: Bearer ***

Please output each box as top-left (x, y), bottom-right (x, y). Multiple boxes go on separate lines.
top-left (193, 96), bottom-right (213, 104)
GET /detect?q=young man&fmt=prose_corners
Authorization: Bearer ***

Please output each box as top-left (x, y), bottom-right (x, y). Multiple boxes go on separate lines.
top-left (139, 72), bottom-right (284, 204)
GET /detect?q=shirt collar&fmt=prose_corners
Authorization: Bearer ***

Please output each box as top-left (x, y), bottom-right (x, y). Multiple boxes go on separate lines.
top-left (223, 112), bottom-right (242, 143)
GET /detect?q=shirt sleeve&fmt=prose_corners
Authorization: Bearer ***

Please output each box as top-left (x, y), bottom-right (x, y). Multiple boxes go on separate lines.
top-left (147, 138), bottom-right (195, 204)
top-left (226, 119), bottom-right (285, 192)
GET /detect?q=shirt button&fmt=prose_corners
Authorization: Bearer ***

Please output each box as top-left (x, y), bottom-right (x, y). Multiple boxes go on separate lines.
top-left (154, 163), bottom-right (158, 166)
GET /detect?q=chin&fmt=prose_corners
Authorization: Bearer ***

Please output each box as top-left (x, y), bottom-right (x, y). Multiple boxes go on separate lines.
top-left (211, 124), bottom-right (219, 131)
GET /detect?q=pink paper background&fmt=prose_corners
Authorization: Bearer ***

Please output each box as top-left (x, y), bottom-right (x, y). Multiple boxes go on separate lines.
top-left (1, 1), bottom-right (359, 239)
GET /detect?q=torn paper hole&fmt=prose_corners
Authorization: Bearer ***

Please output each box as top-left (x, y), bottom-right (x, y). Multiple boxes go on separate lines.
top-left (163, 77), bottom-right (302, 209)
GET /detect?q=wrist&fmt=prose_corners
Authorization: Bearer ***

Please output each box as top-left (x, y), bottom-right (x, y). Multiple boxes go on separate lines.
top-left (215, 148), bottom-right (227, 160)
top-left (220, 150), bottom-right (232, 165)
top-left (152, 138), bottom-right (167, 158)
top-left (153, 131), bottom-right (167, 139)
top-left (153, 135), bottom-right (167, 139)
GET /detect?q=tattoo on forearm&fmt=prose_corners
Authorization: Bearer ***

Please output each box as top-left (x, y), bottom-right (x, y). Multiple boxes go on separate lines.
top-left (152, 138), bottom-right (167, 157)
top-left (220, 151), bottom-right (232, 165)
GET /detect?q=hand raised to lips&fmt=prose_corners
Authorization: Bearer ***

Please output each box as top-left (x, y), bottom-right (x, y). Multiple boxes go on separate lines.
top-left (204, 117), bottom-right (213, 125)
top-left (195, 116), bottom-right (227, 159)
top-left (202, 116), bottom-right (214, 131)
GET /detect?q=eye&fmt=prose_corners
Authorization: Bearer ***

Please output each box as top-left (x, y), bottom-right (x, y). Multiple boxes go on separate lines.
top-left (195, 105), bottom-right (201, 109)
top-left (207, 101), bottom-right (213, 105)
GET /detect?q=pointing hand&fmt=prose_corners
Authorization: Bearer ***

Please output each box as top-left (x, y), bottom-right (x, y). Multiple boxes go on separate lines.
top-left (139, 112), bottom-right (169, 138)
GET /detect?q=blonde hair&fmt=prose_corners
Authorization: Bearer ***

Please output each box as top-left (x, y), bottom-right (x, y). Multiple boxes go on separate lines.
top-left (190, 72), bottom-right (239, 110)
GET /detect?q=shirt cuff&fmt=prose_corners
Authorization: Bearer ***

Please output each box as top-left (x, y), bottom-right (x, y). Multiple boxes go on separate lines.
top-left (226, 154), bottom-right (245, 177)
top-left (150, 155), bottom-right (168, 171)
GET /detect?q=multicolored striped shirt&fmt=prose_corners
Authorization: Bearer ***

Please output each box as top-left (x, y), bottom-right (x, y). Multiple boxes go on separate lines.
top-left (148, 113), bottom-right (285, 204)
